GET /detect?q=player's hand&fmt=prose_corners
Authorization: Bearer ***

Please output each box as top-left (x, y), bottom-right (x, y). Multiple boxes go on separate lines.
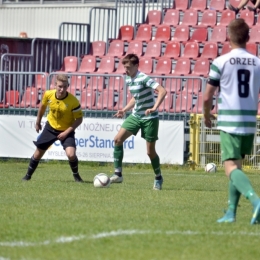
top-left (204, 114), bottom-right (216, 128)
top-left (57, 132), bottom-right (67, 141)
top-left (145, 108), bottom-right (156, 116)
top-left (113, 110), bottom-right (125, 118)
top-left (35, 123), bottom-right (42, 133)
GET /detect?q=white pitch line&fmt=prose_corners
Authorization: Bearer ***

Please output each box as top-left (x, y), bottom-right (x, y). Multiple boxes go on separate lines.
top-left (1, 229), bottom-right (260, 247)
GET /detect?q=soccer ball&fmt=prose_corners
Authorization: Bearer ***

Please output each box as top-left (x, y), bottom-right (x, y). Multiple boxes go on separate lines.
top-left (205, 163), bottom-right (217, 173)
top-left (93, 173), bottom-right (111, 188)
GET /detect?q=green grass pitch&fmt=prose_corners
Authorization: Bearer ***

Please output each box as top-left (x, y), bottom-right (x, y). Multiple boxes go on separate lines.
top-left (1, 160), bottom-right (260, 260)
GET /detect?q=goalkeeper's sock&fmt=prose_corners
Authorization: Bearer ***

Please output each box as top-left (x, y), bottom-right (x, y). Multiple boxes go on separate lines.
top-left (69, 156), bottom-right (79, 174)
top-left (26, 156), bottom-right (40, 176)
top-left (230, 169), bottom-right (259, 205)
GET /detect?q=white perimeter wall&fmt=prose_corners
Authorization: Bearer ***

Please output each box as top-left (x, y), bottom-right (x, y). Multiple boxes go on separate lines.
top-left (0, 3), bottom-right (114, 39)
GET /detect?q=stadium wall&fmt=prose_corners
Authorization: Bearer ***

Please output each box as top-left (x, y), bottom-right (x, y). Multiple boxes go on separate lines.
top-left (0, 3), bottom-right (114, 38)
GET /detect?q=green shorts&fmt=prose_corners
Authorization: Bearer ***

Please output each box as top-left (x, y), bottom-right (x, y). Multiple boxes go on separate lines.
top-left (220, 131), bottom-right (254, 162)
top-left (122, 114), bottom-right (159, 142)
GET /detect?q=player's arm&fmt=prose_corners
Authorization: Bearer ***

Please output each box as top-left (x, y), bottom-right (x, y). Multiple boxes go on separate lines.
top-left (150, 85), bottom-right (167, 111)
top-left (203, 81), bottom-right (217, 128)
top-left (114, 97), bottom-right (135, 118)
top-left (35, 103), bottom-right (47, 133)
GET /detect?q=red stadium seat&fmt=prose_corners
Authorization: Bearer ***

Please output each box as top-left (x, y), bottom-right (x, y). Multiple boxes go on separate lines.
top-left (80, 89), bottom-right (96, 109)
top-left (114, 59), bottom-right (125, 74)
top-left (239, 9), bottom-right (255, 27)
top-left (182, 78), bottom-right (202, 95)
top-left (209, 26), bottom-right (227, 43)
top-left (135, 24), bottom-right (152, 42)
top-left (95, 90), bottom-right (115, 110)
top-left (139, 57), bottom-right (153, 74)
top-left (145, 10), bottom-right (162, 26)
top-left (158, 93), bottom-right (174, 112)
top-left (174, 93), bottom-right (194, 113)
top-left (143, 41), bottom-right (161, 58)
top-left (116, 91), bottom-right (132, 110)
top-left (181, 10), bottom-right (198, 27)
top-left (198, 10), bottom-right (217, 28)
top-left (218, 10), bottom-right (236, 27)
top-left (172, 58), bottom-right (191, 75)
top-left (189, 0), bottom-right (207, 11)
top-left (182, 42), bottom-right (199, 59)
top-left (20, 87), bottom-right (39, 108)
top-left (220, 41), bottom-right (232, 55)
top-left (171, 25), bottom-right (190, 42)
top-left (153, 24), bottom-right (171, 42)
top-left (5, 90), bottom-right (20, 107)
top-left (164, 78), bottom-right (182, 93)
top-left (209, 0), bottom-right (225, 11)
top-left (163, 41), bottom-right (181, 59)
top-left (87, 76), bottom-right (105, 92)
top-left (96, 56), bottom-right (115, 73)
top-left (35, 73), bottom-right (48, 91)
top-left (59, 56), bottom-right (78, 72)
top-left (246, 42), bottom-right (257, 55)
top-left (192, 58), bottom-right (210, 77)
top-left (78, 55), bottom-right (96, 73)
top-left (70, 75), bottom-right (87, 92)
top-left (162, 9), bottom-right (180, 27)
top-left (200, 42), bottom-right (218, 60)
top-left (125, 40), bottom-right (143, 56)
top-left (108, 76), bottom-right (125, 92)
top-left (106, 40), bottom-right (125, 58)
top-left (249, 26), bottom-right (260, 43)
top-left (191, 92), bottom-right (203, 113)
top-left (173, 0), bottom-right (189, 10)
top-left (153, 57), bottom-right (172, 75)
top-left (90, 41), bottom-right (106, 57)
top-left (117, 25), bottom-right (134, 42)
top-left (189, 27), bottom-right (208, 42)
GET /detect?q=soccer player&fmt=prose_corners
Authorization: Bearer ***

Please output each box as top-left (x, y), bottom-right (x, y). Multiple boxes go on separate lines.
top-left (22, 74), bottom-right (84, 182)
top-left (110, 54), bottom-right (167, 190)
top-left (203, 18), bottom-right (260, 224)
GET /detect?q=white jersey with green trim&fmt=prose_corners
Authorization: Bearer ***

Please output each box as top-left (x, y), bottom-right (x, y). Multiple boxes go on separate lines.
top-left (126, 71), bottom-right (159, 119)
top-left (209, 48), bottom-right (260, 134)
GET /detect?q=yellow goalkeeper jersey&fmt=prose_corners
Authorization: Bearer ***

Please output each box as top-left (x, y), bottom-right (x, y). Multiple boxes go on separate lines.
top-left (42, 90), bottom-right (83, 131)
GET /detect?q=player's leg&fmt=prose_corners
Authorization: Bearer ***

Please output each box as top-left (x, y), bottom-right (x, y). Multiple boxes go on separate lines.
top-left (142, 117), bottom-right (163, 190)
top-left (111, 115), bottom-right (139, 183)
top-left (63, 134), bottom-right (83, 182)
top-left (219, 132), bottom-right (260, 224)
top-left (110, 127), bottom-right (133, 183)
top-left (228, 0), bottom-right (250, 13)
top-left (22, 148), bottom-right (46, 181)
top-left (22, 126), bottom-right (56, 181)
top-left (247, 0), bottom-right (258, 11)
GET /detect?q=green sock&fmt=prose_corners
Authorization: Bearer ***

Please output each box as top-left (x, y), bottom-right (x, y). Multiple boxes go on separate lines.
top-left (151, 155), bottom-right (161, 177)
top-left (114, 145), bottom-right (123, 169)
top-left (227, 180), bottom-right (241, 213)
top-left (230, 169), bottom-right (259, 205)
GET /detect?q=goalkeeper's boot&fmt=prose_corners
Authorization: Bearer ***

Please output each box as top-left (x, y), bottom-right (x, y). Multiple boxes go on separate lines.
top-left (73, 173), bottom-right (84, 183)
top-left (217, 209), bottom-right (236, 223)
top-left (22, 174), bottom-right (32, 181)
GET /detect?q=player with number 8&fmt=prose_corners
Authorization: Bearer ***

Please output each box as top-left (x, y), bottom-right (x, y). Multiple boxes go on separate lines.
top-left (203, 18), bottom-right (260, 224)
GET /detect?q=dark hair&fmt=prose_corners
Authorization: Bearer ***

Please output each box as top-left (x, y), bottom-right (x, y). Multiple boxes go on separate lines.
top-left (122, 53), bottom-right (139, 66)
top-left (228, 18), bottom-right (249, 45)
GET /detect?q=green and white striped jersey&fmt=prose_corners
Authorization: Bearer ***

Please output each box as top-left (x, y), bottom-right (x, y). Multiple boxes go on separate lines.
top-left (209, 48), bottom-right (260, 134)
top-left (126, 71), bottom-right (159, 119)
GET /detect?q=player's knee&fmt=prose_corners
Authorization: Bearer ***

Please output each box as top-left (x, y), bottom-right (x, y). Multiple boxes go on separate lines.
top-left (114, 136), bottom-right (123, 146)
